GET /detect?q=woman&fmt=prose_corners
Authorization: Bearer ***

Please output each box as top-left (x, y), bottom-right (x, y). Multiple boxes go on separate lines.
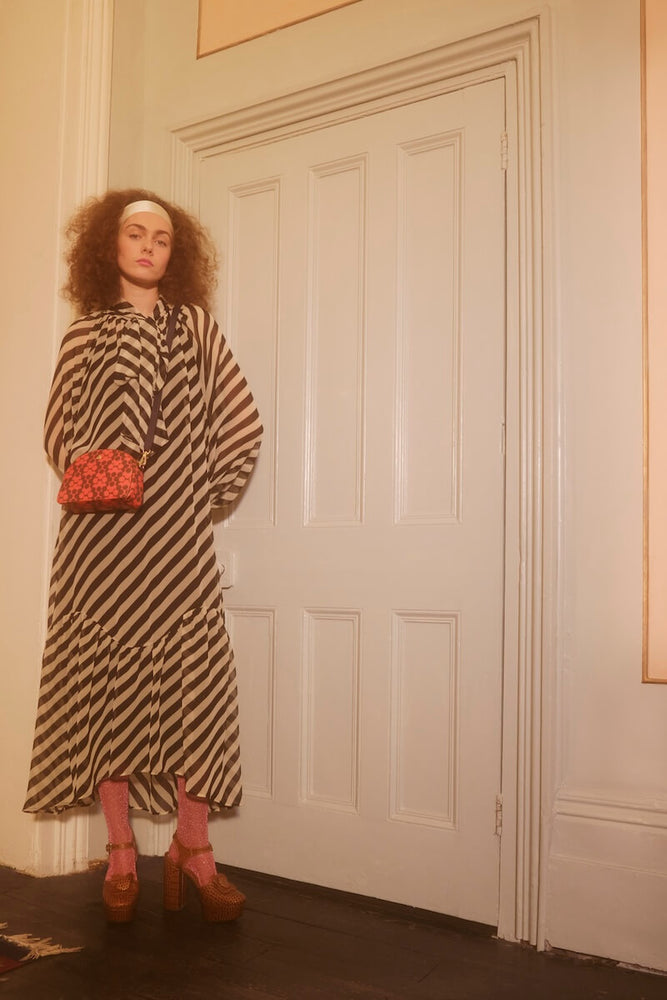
top-left (23, 190), bottom-right (262, 924)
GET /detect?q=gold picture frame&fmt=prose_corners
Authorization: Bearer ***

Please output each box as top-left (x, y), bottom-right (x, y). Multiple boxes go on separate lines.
top-left (197, 0), bottom-right (363, 57)
top-left (642, 0), bottom-right (667, 681)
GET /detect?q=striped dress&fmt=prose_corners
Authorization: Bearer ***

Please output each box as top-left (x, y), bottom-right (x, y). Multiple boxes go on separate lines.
top-left (23, 297), bottom-right (262, 815)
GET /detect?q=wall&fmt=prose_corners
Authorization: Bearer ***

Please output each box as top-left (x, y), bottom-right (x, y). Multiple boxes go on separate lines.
top-left (0, 0), bottom-right (112, 874)
top-left (0, 0), bottom-right (69, 873)
top-left (547, 0), bottom-right (667, 968)
top-left (108, 2), bottom-right (145, 187)
top-left (643, 0), bottom-right (667, 677)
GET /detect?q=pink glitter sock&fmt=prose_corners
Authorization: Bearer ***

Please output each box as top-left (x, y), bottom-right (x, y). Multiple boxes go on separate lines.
top-left (98, 778), bottom-right (136, 881)
top-left (169, 776), bottom-right (217, 886)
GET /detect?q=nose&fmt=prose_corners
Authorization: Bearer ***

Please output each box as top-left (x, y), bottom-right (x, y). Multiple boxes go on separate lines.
top-left (142, 238), bottom-right (154, 254)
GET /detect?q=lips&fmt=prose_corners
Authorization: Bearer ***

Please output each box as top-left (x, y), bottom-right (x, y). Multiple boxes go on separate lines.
top-left (136, 258), bottom-right (153, 267)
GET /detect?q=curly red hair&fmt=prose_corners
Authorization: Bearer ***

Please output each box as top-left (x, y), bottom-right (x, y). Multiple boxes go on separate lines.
top-left (62, 188), bottom-right (218, 315)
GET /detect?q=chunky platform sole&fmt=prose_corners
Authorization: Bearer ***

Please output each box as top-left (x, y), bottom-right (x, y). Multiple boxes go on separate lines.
top-left (103, 837), bottom-right (138, 923)
top-left (163, 845), bottom-right (245, 922)
top-left (102, 874), bottom-right (139, 923)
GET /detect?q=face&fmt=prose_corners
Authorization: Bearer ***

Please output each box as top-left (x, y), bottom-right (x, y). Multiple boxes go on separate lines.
top-left (117, 212), bottom-right (173, 293)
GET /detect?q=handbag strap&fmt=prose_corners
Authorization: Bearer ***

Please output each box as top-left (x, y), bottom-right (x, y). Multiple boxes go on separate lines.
top-left (139, 304), bottom-right (181, 468)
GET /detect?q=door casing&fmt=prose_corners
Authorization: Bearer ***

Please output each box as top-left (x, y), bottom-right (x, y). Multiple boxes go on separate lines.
top-left (168, 15), bottom-right (553, 947)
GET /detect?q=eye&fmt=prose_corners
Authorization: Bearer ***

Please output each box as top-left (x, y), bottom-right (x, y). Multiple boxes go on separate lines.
top-left (157, 238), bottom-right (168, 248)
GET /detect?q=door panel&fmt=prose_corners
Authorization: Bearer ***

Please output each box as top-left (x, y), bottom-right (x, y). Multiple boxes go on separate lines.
top-left (202, 77), bottom-right (507, 924)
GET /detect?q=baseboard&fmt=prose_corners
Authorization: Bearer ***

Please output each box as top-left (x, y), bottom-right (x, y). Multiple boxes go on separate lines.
top-left (546, 794), bottom-right (667, 972)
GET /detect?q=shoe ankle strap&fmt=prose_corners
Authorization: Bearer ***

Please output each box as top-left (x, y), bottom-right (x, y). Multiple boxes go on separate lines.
top-left (106, 840), bottom-right (135, 854)
top-left (172, 830), bottom-right (212, 861)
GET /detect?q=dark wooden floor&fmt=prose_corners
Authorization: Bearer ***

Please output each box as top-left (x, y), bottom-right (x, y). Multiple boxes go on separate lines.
top-left (0, 858), bottom-right (665, 999)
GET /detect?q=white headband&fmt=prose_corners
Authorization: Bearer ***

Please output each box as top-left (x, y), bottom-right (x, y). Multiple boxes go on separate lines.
top-left (119, 199), bottom-right (173, 232)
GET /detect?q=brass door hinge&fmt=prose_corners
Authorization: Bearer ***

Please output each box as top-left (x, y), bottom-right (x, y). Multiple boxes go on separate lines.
top-left (495, 794), bottom-right (503, 836)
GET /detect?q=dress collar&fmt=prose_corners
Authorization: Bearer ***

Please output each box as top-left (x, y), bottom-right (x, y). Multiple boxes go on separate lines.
top-left (112, 295), bottom-right (171, 324)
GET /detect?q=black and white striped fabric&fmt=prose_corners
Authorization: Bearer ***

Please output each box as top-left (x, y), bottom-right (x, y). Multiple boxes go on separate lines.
top-left (24, 298), bottom-right (262, 815)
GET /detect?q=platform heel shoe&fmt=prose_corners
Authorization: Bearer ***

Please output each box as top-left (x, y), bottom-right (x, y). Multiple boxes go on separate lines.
top-left (103, 838), bottom-right (139, 923)
top-left (163, 832), bottom-right (245, 922)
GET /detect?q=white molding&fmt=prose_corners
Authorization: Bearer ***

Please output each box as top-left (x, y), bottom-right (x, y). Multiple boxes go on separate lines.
top-left (169, 15), bottom-right (549, 946)
top-left (33, 0), bottom-right (114, 878)
top-left (75, 0), bottom-right (114, 200)
top-left (31, 812), bottom-right (91, 877)
top-left (556, 790), bottom-right (667, 831)
top-left (53, 811), bottom-right (92, 875)
top-left (171, 20), bottom-right (537, 159)
top-left (534, 2), bottom-right (559, 957)
top-left (390, 612), bottom-right (459, 830)
top-left (546, 852), bottom-right (667, 971)
top-left (133, 814), bottom-right (175, 860)
top-left (395, 131), bottom-right (463, 527)
top-left (301, 609), bottom-right (361, 812)
top-left (226, 607), bottom-right (277, 799)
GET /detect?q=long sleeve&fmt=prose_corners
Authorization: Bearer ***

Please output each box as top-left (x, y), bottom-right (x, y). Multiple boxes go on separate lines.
top-left (191, 306), bottom-right (263, 509)
top-left (43, 319), bottom-right (97, 474)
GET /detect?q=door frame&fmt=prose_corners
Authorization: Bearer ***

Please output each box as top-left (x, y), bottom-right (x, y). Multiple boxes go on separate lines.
top-left (169, 14), bottom-right (555, 947)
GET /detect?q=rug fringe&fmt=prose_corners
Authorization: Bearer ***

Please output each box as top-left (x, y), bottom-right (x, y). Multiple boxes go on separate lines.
top-left (0, 923), bottom-right (82, 963)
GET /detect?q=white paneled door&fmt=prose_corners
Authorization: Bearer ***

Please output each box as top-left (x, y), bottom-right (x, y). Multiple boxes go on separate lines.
top-left (203, 77), bottom-right (507, 925)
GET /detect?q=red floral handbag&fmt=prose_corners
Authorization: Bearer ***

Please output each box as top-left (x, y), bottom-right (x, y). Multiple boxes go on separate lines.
top-left (57, 306), bottom-right (179, 513)
top-left (57, 448), bottom-right (147, 512)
